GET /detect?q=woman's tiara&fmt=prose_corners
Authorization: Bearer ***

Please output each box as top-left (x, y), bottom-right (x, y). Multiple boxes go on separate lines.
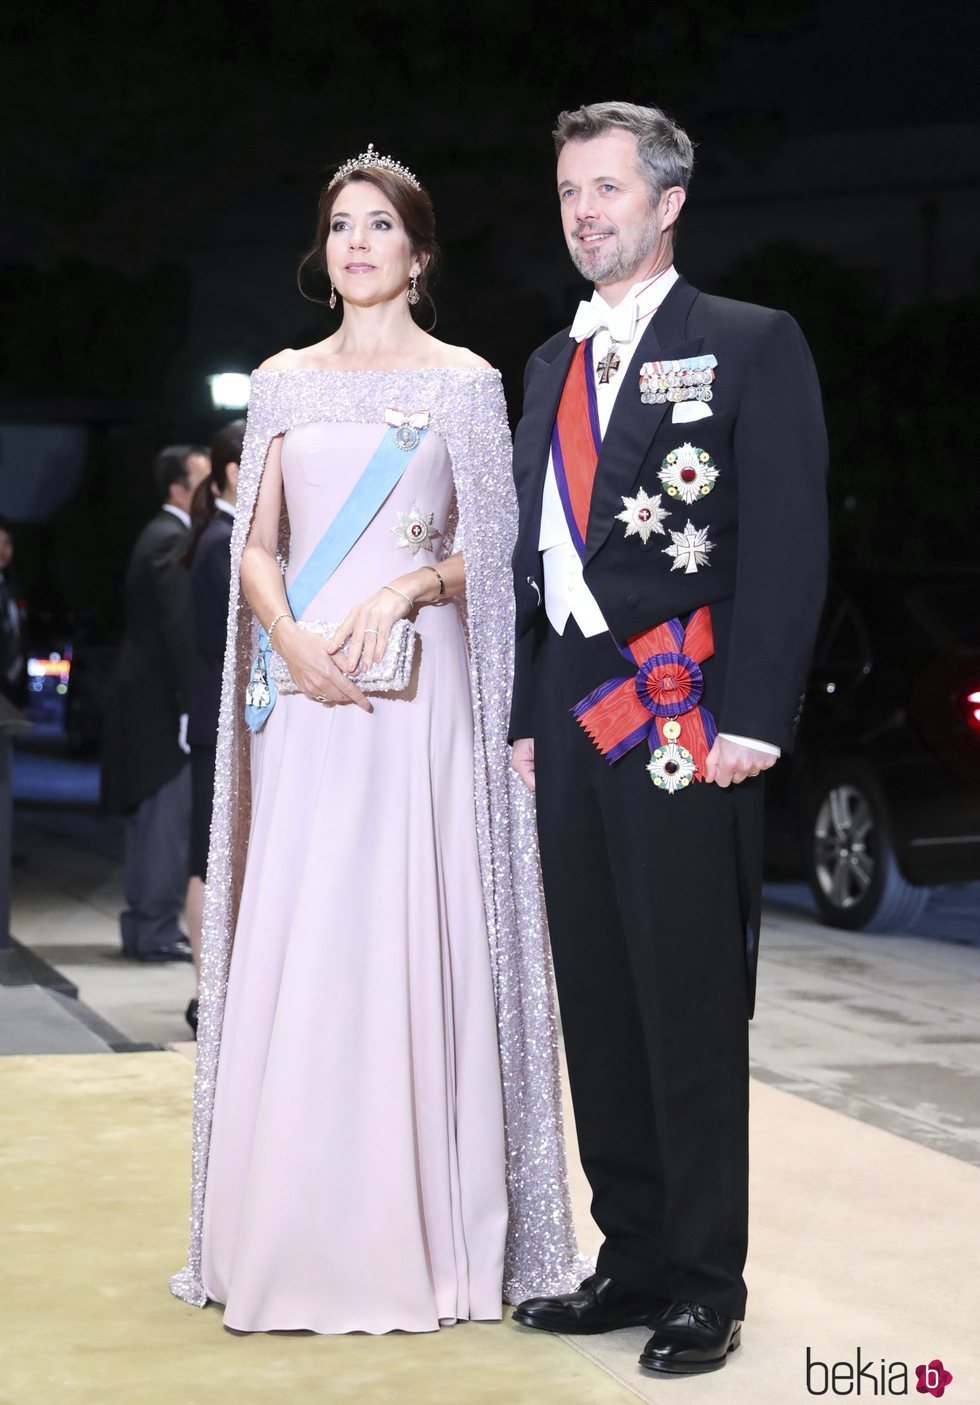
top-left (328, 142), bottom-right (421, 192)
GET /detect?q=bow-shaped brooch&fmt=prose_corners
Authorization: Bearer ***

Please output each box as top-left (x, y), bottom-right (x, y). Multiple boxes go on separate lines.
top-left (385, 406), bottom-right (430, 451)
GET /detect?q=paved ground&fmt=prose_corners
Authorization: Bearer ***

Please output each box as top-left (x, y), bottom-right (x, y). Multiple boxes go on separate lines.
top-left (7, 801), bottom-right (197, 1047)
top-left (5, 736), bottom-right (980, 1166)
top-left (751, 903), bottom-right (980, 1164)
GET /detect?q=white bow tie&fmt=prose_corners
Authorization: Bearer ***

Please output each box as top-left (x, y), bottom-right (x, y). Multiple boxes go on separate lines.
top-left (569, 296), bottom-right (638, 346)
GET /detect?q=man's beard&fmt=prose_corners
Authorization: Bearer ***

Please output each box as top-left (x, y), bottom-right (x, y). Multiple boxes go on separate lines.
top-left (569, 218), bottom-right (661, 284)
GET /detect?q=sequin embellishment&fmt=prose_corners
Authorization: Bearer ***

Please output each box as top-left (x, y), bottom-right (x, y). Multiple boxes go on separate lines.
top-left (169, 367), bottom-right (588, 1316)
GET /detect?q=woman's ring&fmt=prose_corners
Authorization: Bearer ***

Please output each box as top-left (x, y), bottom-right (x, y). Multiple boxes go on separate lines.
top-left (364, 628), bottom-right (378, 635)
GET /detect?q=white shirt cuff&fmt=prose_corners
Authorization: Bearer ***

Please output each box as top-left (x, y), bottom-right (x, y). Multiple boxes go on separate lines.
top-left (718, 732), bottom-right (781, 758)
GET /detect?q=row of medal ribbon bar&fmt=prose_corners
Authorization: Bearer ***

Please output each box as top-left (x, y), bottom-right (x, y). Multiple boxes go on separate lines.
top-left (641, 366), bottom-right (715, 389)
top-left (641, 386), bottom-right (715, 404)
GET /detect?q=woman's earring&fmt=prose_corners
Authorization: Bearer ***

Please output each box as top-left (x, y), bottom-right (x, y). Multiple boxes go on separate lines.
top-left (329, 281), bottom-right (337, 310)
top-left (407, 273), bottom-right (420, 307)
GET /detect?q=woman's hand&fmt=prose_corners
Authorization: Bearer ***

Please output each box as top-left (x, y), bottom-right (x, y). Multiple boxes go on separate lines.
top-left (275, 620), bottom-right (372, 711)
top-left (327, 580), bottom-right (417, 675)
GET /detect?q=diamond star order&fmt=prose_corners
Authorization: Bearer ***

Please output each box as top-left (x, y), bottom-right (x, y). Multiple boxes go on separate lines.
top-left (658, 442), bottom-right (719, 506)
top-left (392, 505), bottom-right (441, 556)
top-left (615, 487), bottom-right (668, 544)
top-left (663, 520), bottom-right (714, 574)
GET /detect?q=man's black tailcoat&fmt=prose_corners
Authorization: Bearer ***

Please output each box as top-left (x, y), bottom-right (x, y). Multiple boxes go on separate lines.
top-left (510, 275), bottom-right (828, 1008)
top-left (101, 510), bottom-right (194, 815)
top-left (509, 276), bottom-right (828, 1318)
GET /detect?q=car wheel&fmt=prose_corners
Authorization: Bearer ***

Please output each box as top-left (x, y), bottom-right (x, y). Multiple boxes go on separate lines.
top-left (803, 765), bottom-right (929, 932)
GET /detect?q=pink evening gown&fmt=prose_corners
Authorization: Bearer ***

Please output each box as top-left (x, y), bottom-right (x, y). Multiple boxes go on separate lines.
top-left (199, 420), bottom-right (509, 1333)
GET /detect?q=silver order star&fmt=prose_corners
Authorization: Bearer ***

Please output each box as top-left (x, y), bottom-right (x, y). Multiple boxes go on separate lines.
top-left (615, 487), bottom-right (668, 544)
top-left (392, 505), bottom-right (441, 556)
top-left (646, 741), bottom-right (696, 794)
top-left (663, 520), bottom-right (715, 574)
top-left (658, 441), bottom-right (719, 506)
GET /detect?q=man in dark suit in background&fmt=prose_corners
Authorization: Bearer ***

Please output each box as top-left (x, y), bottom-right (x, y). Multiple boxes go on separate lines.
top-left (102, 444), bottom-right (210, 962)
top-left (0, 517), bottom-right (28, 949)
top-left (509, 103), bottom-right (827, 1374)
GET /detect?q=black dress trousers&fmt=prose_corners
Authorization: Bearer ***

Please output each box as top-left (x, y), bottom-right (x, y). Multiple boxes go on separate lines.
top-left (532, 620), bottom-right (751, 1322)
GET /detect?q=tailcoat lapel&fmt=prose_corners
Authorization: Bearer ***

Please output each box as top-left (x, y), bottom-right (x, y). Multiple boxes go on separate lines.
top-left (513, 336), bottom-right (576, 556)
top-left (584, 277), bottom-right (701, 564)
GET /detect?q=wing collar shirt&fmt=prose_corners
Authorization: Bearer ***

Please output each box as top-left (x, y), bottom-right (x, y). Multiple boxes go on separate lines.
top-left (162, 504), bottom-right (191, 530)
top-left (537, 264), bottom-right (779, 757)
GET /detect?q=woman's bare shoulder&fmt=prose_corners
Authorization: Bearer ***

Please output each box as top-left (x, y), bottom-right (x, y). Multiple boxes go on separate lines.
top-left (425, 338), bottom-right (494, 371)
top-left (257, 347), bottom-right (304, 372)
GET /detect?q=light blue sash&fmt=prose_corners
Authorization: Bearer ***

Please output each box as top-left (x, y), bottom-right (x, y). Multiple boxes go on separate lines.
top-left (245, 423), bottom-right (426, 732)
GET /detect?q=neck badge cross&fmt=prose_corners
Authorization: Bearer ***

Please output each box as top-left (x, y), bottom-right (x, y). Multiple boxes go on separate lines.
top-left (596, 347), bottom-right (621, 384)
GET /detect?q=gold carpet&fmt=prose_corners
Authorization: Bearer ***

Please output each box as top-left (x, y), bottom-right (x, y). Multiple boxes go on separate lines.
top-left (3, 1051), bottom-right (978, 1405)
top-left (561, 1076), bottom-right (980, 1402)
top-left (0, 1053), bottom-right (637, 1405)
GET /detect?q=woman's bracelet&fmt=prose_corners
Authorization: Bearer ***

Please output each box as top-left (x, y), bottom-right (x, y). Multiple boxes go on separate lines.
top-left (422, 565), bottom-right (445, 598)
top-left (383, 583), bottom-right (415, 611)
top-left (267, 611), bottom-right (292, 649)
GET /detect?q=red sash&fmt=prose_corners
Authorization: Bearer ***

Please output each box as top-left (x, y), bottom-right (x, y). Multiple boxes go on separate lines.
top-left (571, 608), bottom-right (719, 779)
top-left (550, 337), bottom-right (602, 557)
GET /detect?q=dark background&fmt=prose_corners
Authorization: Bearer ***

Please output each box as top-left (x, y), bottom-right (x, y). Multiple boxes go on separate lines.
top-left (1, 0), bottom-right (978, 643)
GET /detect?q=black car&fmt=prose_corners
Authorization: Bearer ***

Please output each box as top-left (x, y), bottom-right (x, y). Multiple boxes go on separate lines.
top-left (765, 570), bottom-right (980, 931)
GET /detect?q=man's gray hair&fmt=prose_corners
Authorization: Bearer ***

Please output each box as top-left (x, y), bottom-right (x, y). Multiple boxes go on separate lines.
top-left (553, 101), bottom-right (695, 197)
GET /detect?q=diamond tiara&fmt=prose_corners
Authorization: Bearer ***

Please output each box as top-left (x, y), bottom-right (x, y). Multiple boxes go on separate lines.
top-left (328, 142), bottom-right (421, 192)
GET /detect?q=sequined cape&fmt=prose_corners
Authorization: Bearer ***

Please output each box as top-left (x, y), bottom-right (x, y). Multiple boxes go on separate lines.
top-left (170, 367), bottom-right (588, 1310)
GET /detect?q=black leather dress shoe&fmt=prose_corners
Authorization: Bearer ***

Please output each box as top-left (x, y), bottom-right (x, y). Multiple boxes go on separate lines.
top-left (136, 940), bottom-right (194, 964)
top-left (185, 998), bottom-right (199, 1036)
top-left (639, 1301), bottom-right (741, 1374)
top-left (513, 1274), bottom-right (668, 1335)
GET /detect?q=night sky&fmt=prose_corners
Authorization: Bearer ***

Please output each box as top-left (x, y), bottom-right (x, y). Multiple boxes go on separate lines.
top-left (1, 0), bottom-right (978, 628)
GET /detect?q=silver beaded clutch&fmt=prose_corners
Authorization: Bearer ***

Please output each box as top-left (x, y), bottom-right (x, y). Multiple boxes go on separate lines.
top-left (268, 617), bottom-right (417, 695)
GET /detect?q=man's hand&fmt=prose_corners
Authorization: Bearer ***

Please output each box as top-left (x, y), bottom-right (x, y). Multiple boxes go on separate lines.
top-left (510, 737), bottom-right (535, 792)
top-left (704, 736), bottom-right (776, 788)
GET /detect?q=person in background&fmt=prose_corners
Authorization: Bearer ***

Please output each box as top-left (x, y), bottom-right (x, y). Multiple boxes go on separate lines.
top-left (0, 519), bottom-right (27, 713)
top-left (101, 445), bottom-right (210, 962)
top-left (181, 420), bottom-right (244, 1034)
top-left (0, 517), bottom-right (28, 948)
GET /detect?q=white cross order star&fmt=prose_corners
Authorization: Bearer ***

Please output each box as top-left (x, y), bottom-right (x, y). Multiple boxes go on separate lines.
top-left (663, 521), bottom-right (714, 574)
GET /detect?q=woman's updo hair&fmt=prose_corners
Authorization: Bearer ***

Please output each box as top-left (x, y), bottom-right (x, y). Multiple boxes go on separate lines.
top-left (209, 419), bottom-right (245, 496)
top-left (298, 167), bottom-right (440, 316)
